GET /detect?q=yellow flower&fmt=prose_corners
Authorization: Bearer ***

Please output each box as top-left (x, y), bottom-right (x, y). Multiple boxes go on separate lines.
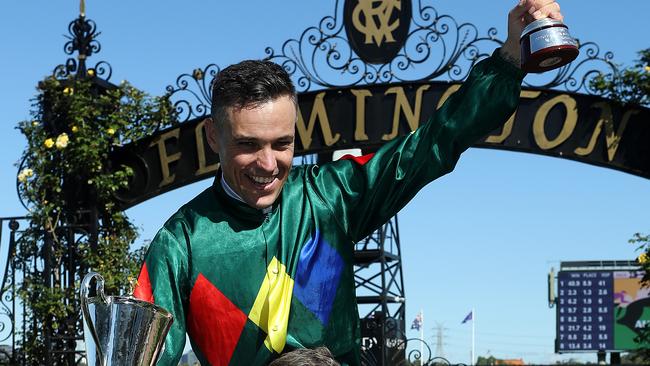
top-left (107, 128), bottom-right (116, 135)
top-left (17, 168), bottom-right (32, 183)
top-left (55, 133), bottom-right (69, 149)
top-left (639, 252), bottom-right (649, 264)
top-left (32, 121), bottom-right (39, 127)
top-left (87, 69), bottom-right (95, 76)
top-left (63, 87), bottom-right (74, 95)
top-left (71, 125), bottom-right (79, 133)
top-left (44, 138), bottom-right (55, 148)
top-left (645, 66), bottom-right (650, 73)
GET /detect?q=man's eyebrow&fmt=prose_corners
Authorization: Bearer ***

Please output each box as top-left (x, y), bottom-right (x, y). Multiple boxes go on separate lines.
top-left (276, 135), bottom-right (294, 141)
top-left (232, 134), bottom-right (257, 141)
top-left (231, 135), bottom-right (294, 142)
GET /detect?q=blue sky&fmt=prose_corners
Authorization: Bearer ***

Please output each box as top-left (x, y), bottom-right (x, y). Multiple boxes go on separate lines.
top-left (1, 1), bottom-right (648, 364)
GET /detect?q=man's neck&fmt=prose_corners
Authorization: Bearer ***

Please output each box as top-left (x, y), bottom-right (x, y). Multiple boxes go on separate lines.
top-left (220, 175), bottom-right (244, 203)
top-left (220, 175), bottom-right (272, 214)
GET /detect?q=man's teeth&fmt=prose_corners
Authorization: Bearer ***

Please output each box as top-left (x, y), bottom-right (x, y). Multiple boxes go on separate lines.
top-left (251, 175), bottom-right (274, 184)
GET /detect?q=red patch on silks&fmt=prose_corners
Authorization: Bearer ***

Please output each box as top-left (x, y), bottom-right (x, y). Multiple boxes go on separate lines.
top-left (340, 153), bottom-right (374, 165)
top-left (133, 263), bottom-right (154, 303)
top-left (187, 273), bottom-right (248, 366)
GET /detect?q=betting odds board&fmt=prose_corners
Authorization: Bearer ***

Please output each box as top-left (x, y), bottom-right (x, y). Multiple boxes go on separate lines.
top-left (556, 266), bottom-right (650, 353)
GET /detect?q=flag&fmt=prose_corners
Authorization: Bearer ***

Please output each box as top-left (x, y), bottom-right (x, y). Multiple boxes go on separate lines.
top-left (461, 311), bottom-right (473, 324)
top-left (411, 311), bottom-right (422, 330)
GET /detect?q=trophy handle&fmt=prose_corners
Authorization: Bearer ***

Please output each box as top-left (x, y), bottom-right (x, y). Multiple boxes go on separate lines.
top-left (81, 272), bottom-right (109, 366)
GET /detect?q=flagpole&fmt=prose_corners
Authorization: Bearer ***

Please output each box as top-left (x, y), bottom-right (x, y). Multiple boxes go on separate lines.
top-left (420, 309), bottom-right (424, 363)
top-left (471, 308), bottom-right (475, 366)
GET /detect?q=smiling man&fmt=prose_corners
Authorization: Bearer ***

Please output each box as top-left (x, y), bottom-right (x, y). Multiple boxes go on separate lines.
top-left (205, 66), bottom-right (297, 210)
top-left (134, 1), bottom-right (564, 365)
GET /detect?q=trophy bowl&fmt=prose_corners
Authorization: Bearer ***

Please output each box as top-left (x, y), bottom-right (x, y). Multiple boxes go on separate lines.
top-left (520, 18), bottom-right (579, 73)
top-left (81, 272), bottom-right (173, 366)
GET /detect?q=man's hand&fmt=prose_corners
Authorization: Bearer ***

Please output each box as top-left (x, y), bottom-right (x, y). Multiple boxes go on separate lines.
top-left (501, 0), bottom-right (564, 67)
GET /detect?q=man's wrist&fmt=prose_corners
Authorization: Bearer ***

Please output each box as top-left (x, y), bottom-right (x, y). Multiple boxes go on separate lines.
top-left (491, 47), bottom-right (526, 82)
top-left (498, 42), bottom-right (521, 69)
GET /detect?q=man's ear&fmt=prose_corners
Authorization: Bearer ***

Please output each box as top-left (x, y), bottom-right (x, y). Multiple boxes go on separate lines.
top-left (204, 117), bottom-right (220, 153)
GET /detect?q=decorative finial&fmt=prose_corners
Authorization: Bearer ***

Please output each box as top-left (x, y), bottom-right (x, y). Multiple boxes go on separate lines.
top-left (52, 1), bottom-right (113, 81)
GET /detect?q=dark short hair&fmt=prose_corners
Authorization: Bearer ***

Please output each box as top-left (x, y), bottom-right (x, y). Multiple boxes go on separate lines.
top-left (210, 60), bottom-right (297, 126)
top-left (268, 346), bottom-right (341, 366)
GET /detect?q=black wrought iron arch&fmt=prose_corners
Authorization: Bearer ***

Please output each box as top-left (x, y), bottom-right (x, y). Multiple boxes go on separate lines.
top-left (166, 0), bottom-right (619, 123)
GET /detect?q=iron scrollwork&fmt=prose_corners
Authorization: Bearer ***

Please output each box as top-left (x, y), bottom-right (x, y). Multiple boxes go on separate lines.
top-left (264, 0), bottom-right (504, 91)
top-left (0, 220), bottom-right (18, 344)
top-left (0, 218), bottom-right (28, 364)
top-left (523, 40), bottom-right (619, 94)
top-left (52, 14), bottom-right (112, 81)
top-left (0, 216), bottom-right (90, 365)
top-left (264, 0), bottom-right (620, 93)
top-left (165, 65), bottom-right (220, 122)
top-left (360, 316), bottom-right (468, 366)
top-left (168, 0), bottom-right (621, 122)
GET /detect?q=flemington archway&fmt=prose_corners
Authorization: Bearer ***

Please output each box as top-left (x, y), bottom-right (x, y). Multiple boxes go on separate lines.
top-left (1, 1), bottom-right (648, 365)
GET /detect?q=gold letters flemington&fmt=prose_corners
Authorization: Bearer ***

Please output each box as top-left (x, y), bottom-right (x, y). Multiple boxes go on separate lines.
top-left (148, 85), bottom-right (639, 192)
top-left (382, 85), bottom-right (430, 140)
top-left (574, 102), bottom-right (637, 161)
top-left (296, 92), bottom-right (341, 150)
top-left (195, 119), bottom-right (220, 176)
top-left (351, 89), bottom-right (372, 141)
top-left (533, 94), bottom-right (578, 150)
top-left (486, 91), bottom-right (541, 144)
top-left (150, 129), bottom-right (182, 187)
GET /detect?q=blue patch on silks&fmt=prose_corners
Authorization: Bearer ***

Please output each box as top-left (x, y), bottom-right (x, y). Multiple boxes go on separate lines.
top-left (293, 230), bottom-right (344, 325)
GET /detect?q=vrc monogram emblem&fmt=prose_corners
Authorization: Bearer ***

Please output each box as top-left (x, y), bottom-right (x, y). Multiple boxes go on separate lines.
top-left (352, 0), bottom-right (401, 47)
top-left (344, 0), bottom-right (411, 64)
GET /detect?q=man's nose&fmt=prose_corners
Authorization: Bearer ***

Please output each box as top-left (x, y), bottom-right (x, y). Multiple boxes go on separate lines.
top-left (256, 147), bottom-right (276, 171)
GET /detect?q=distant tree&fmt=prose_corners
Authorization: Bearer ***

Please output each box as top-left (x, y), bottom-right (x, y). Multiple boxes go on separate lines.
top-left (590, 48), bottom-right (649, 107)
top-left (476, 355), bottom-right (497, 365)
top-left (622, 350), bottom-right (646, 365)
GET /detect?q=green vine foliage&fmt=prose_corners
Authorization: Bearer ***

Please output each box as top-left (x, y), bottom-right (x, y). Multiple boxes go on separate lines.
top-left (591, 48), bottom-right (650, 107)
top-left (16, 73), bottom-right (176, 362)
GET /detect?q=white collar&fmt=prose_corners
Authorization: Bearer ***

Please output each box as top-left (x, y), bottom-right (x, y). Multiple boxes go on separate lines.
top-left (220, 175), bottom-right (272, 215)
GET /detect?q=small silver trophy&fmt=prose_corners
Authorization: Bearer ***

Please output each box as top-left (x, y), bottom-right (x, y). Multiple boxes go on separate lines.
top-left (81, 272), bottom-right (173, 366)
top-left (520, 18), bottom-right (579, 73)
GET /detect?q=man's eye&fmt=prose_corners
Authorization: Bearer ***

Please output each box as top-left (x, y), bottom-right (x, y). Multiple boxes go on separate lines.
top-left (276, 140), bottom-right (293, 147)
top-left (238, 141), bottom-right (255, 147)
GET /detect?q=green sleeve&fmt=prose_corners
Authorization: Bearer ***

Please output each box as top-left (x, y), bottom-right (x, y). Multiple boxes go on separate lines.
top-left (309, 51), bottom-right (524, 242)
top-left (144, 224), bottom-right (190, 366)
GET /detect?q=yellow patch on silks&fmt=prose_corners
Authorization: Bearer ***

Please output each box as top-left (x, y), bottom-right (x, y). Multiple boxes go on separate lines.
top-left (248, 257), bottom-right (294, 353)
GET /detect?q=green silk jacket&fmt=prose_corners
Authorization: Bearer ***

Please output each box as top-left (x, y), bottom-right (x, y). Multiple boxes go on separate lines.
top-left (134, 51), bottom-right (525, 366)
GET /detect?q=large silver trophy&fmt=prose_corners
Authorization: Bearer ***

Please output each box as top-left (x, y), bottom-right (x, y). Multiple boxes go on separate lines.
top-left (81, 272), bottom-right (174, 366)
